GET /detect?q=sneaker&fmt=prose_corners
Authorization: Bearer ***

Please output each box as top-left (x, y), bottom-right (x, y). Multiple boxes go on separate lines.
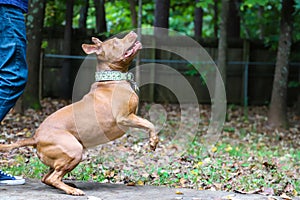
top-left (0, 170), bottom-right (25, 185)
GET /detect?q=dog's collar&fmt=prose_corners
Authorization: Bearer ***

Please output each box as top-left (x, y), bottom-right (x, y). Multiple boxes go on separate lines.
top-left (95, 70), bottom-right (139, 94)
top-left (95, 71), bottom-right (134, 82)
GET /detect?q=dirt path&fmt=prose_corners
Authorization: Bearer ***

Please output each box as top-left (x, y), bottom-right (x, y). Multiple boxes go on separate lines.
top-left (1, 179), bottom-right (299, 200)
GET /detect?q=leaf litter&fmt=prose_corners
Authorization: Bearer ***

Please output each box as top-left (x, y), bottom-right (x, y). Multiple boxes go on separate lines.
top-left (0, 98), bottom-right (299, 198)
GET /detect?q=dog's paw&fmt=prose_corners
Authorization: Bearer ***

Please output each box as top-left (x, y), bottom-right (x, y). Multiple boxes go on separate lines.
top-left (67, 188), bottom-right (85, 196)
top-left (149, 136), bottom-right (159, 151)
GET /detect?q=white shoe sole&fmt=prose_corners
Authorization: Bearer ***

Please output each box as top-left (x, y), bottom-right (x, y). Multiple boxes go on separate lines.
top-left (0, 176), bottom-right (25, 185)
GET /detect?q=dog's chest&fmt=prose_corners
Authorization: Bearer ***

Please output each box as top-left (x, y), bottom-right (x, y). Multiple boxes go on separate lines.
top-left (73, 83), bottom-right (133, 148)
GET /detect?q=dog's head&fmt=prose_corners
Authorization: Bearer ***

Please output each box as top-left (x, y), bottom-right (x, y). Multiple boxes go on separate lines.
top-left (82, 31), bottom-right (142, 72)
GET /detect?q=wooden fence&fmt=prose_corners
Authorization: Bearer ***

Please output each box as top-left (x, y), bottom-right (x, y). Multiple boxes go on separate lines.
top-left (41, 33), bottom-right (300, 106)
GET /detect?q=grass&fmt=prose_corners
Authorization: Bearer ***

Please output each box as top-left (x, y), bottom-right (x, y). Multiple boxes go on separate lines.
top-left (2, 137), bottom-right (298, 197)
top-left (1, 156), bottom-right (297, 197)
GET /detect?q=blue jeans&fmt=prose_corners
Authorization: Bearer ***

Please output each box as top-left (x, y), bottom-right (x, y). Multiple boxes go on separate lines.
top-left (0, 5), bottom-right (28, 121)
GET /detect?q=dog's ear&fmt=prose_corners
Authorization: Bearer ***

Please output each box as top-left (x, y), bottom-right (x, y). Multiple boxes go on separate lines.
top-left (92, 37), bottom-right (103, 46)
top-left (82, 37), bottom-right (103, 55)
top-left (82, 44), bottom-right (103, 55)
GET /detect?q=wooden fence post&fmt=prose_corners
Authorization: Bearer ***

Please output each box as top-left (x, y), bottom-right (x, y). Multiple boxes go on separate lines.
top-left (242, 39), bottom-right (250, 118)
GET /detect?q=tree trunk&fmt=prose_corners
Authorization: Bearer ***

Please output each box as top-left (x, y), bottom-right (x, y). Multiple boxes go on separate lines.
top-left (297, 90), bottom-right (300, 116)
top-left (79, 0), bottom-right (89, 31)
top-left (213, 0), bottom-right (229, 125)
top-left (154, 0), bottom-right (170, 36)
top-left (297, 71), bottom-right (300, 116)
top-left (194, 0), bottom-right (203, 40)
top-left (267, 0), bottom-right (294, 129)
top-left (128, 0), bottom-right (137, 28)
top-left (258, 6), bottom-right (264, 40)
top-left (217, 0), bottom-right (229, 85)
top-left (135, 0), bottom-right (142, 86)
top-left (94, 0), bottom-right (107, 34)
top-left (227, 0), bottom-right (240, 39)
top-left (21, 0), bottom-right (46, 110)
top-left (60, 0), bottom-right (74, 99)
top-left (212, 0), bottom-right (228, 143)
top-left (213, 0), bottom-right (218, 38)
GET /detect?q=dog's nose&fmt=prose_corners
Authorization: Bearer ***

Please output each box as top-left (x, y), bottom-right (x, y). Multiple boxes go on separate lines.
top-left (128, 31), bottom-right (137, 37)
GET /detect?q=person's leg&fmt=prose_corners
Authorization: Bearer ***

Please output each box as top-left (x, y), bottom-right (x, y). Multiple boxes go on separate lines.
top-left (0, 5), bottom-right (28, 121)
top-left (0, 5), bottom-right (28, 185)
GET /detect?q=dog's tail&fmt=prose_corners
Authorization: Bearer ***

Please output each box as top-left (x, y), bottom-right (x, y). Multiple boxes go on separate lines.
top-left (0, 137), bottom-right (37, 152)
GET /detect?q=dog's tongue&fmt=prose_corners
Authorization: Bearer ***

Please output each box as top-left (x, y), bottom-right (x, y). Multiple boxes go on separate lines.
top-left (125, 49), bottom-right (134, 57)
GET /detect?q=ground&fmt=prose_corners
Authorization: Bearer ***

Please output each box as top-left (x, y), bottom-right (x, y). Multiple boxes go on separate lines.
top-left (0, 99), bottom-right (299, 199)
top-left (1, 179), bottom-right (299, 200)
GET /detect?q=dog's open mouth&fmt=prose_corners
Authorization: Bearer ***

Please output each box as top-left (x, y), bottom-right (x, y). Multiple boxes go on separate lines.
top-left (124, 41), bottom-right (142, 58)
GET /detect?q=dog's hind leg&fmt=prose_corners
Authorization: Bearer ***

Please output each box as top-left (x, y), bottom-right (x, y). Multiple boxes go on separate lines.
top-left (43, 166), bottom-right (84, 195)
top-left (42, 153), bottom-right (84, 195)
top-left (42, 168), bottom-right (54, 185)
top-left (37, 132), bottom-right (85, 195)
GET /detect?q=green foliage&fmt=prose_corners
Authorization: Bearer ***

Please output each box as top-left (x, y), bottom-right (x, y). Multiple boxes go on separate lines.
top-left (288, 81), bottom-right (300, 88)
top-left (41, 41), bottom-right (48, 49)
top-left (169, 1), bottom-right (195, 36)
top-left (242, 0), bottom-right (270, 7)
top-left (295, 0), bottom-right (300, 10)
top-left (105, 1), bottom-right (133, 33)
top-left (44, 0), bottom-right (66, 27)
top-left (2, 157), bottom-right (48, 179)
top-left (240, 0), bottom-right (300, 46)
top-left (169, 0), bottom-right (218, 38)
top-left (196, 0), bottom-right (214, 8)
top-left (240, 1), bottom-right (281, 43)
top-left (41, 0), bottom-right (300, 46)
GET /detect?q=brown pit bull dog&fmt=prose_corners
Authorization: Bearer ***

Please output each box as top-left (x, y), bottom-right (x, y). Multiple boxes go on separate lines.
top-left (0, 31), bottom-right (159, 196)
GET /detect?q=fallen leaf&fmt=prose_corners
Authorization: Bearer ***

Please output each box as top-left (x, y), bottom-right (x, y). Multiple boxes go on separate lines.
top-left (137, 180), bottom-right (144, 185)
top-left (234, 188), bottom-right (261, 194)
top-left (267, 197), bottom-right (280, 200)
top-left (283, 183), bottom-right (294, 193)
top-left (221, 194), bottom-right (236, 200)
top-left (211, 146), bottom-right (217, 153)
top-left (126, 182), bottom-right (135, 186)
top-left (260, 187), bottom-right (275, 196)
top-left (280, 193), bottom-right (292, 200)
top-left (213, 183), bottom-right (222, 190)
top-left (175, 190), bottom-right (183, 195)
top-left (225, 145), bottom-right (233, 152)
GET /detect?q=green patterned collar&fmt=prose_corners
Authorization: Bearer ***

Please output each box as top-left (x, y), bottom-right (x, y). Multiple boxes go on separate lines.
top-left (95, 70), bottom-right (139, 93)
top-left (95, 71), bottom-right (134, 82)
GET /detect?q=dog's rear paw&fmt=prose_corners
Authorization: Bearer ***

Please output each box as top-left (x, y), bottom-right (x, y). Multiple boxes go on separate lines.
top-left (67, 188), bottom-right (85, 196)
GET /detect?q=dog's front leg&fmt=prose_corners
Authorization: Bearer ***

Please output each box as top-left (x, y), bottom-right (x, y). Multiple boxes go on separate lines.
top-left (117, 114), bottom-right (159, 150)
